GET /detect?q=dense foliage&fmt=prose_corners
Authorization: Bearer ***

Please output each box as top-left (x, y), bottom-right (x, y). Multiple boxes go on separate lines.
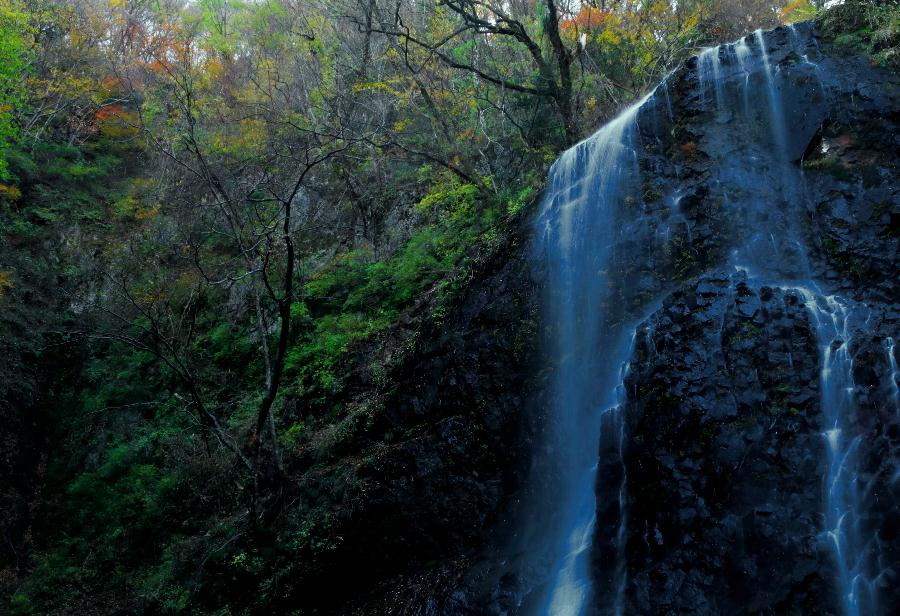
top-left (1, 0), bottom-right (891, 613)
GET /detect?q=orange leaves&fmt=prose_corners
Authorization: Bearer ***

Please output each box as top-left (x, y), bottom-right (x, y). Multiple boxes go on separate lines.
top-left (95, 104), bottom-right (124, 122)
top-left (100, 75), bottom-right (127, 97)
top-left (680, 142), bottom-right (699, 160)
top-left (560, 8), bottom-right (612, 36)
top-left (95, 104), bottom-right (139, 140)
top-left (145, 58), bottom-right (171, 74)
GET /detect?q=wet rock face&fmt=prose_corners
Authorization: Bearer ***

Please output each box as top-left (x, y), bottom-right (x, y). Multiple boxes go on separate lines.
top-left (847, 329), bottom-right (900, 611)
top-left (600, 24), bottom-right (900, 616)
top-left (800, 70), bottom-right (900, 303)
top-left (611, 281), bottom-right (900, 616)
top-left (593, 25), bottom-right (900, 616)
top-left (605, 273), bottom-right (832, 615)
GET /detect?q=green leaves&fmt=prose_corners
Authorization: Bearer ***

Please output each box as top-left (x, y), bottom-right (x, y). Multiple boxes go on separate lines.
top-left (0, 0), bottom-right (30, 179)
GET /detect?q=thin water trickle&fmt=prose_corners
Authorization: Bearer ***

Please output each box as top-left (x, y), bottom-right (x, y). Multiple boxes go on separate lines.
top-left (754, 29), bottom-right (790, 159)
top-left (733, 38), bottom-right (754, 118)
top-left (698, 46), bottom-right (726, 114)
top-left (794, 290), bottom-right (879, 616)
top-left (886, 337), bottom-right (899, 413)
top-left (661, 77), bottom-right (675, 123)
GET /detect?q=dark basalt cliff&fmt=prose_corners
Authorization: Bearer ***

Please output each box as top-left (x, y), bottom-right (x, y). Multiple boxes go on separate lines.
top-left (332, 21), bottom-right (899, 616)
top-left (266, 217), bottom-right (547, 615)
top-left (614, 270), bottom-right (899, 615)
top-left (616, 274), bottom-right (831, 614)
top-left (601, 23), bottom-right (900, 615)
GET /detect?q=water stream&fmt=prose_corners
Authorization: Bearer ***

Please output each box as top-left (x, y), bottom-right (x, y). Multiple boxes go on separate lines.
top-left (796, 291), bottom-right (877, 616)
top-left (530, 90), bottom-right (655, 616)
top-left (528, 23), bottom-right (890, 616)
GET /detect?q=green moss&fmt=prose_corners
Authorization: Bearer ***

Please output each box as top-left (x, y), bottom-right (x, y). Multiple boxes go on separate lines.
top-left (803, 153), bottom-right (853, 182)
top-left (821, 237), bottom-right (840, 255)
top-left (820, 0), bottom-right (900, 69)
top-left (286, 176), bottom-right (509, 411)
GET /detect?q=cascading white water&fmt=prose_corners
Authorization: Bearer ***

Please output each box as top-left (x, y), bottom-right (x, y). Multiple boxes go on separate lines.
top-left (698, 46), bottom-right (726, 116)
top-left (793, 291), bottom-right (878, 616)
top-left (754, 29), bottom-right (790, 159)
top-left (608, 343), bottom-right (635, 616)
top-left (530, 91), bottom-right (657, 615)
top-left (526, 22), bottom-right (892, 616)
top-left (887, 338), bottom-right (899, 413)
top-left (543, 335), bottom-right (637, 616)
top-left (692, 25), bottom-right (883, 614)
top-left (733, 39), bottom-right (753, 117)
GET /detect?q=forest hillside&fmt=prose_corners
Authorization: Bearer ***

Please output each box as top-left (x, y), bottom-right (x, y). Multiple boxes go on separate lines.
top-left (1, 1), bottom-right (898, 615)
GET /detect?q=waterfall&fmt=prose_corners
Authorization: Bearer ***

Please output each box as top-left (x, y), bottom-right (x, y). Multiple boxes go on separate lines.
top-left (529, 90), bottom-right (658, 615)
top-left (693, 25), bottom-right (885, 613)
top-left (525, 21), bottom-right (892, 616)
top-left (697, 46), bottom-right (726, 117)
top-left (753, 29), bottom-right (790, 159)
top-left (692, 24), bottom-right (883, 613)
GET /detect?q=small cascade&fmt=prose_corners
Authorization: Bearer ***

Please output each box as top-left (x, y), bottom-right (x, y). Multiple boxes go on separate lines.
top-left (608, 340), bottom-right (637, 616)
top-left (660, 76), bottom-right (675, 123)
top-left (691, 26), bottom-right (824, 280)
top-left (795, 291), bottom-right (879, 616)
top-left (697, 46), bottom-right (727, 120)
top-left (886, 337), bottom-right (899, 413)
top-left (544, 334), bottom-right (637, 616)
top-left (734, 38), bottom-right (753, 116)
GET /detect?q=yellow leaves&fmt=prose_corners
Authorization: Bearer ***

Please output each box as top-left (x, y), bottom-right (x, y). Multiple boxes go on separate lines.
top-left (0, 182), bottom-right (20, 201)
top-left (174, 270), bottom-right (199, 292)
top-left (0, 270), bottom-right (12, 299)
top-left (430, 89), bottom-right (453, 104)
top-left (210, 117), bottom-right (268, 158)
top-left (597, 28), bottom-right (622, 46)
top-left (204, 56), bottom-right (226, 81)
top-left (780, 0), bottom-right (817, 25)
top-left (683, 14), bottom-right (701, 33)
top-left (134, 286), bottom-right (167, 305)
top-left (113, 179), bottom-right (161, 222)
top-left (135, 204), bottom-right (160, 221)
top-left (351, 79), bottom-right (403, 97)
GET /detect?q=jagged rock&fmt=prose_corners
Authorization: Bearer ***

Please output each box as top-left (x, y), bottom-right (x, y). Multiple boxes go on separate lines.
top-left (607, 274), bottom-right (831, 614)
